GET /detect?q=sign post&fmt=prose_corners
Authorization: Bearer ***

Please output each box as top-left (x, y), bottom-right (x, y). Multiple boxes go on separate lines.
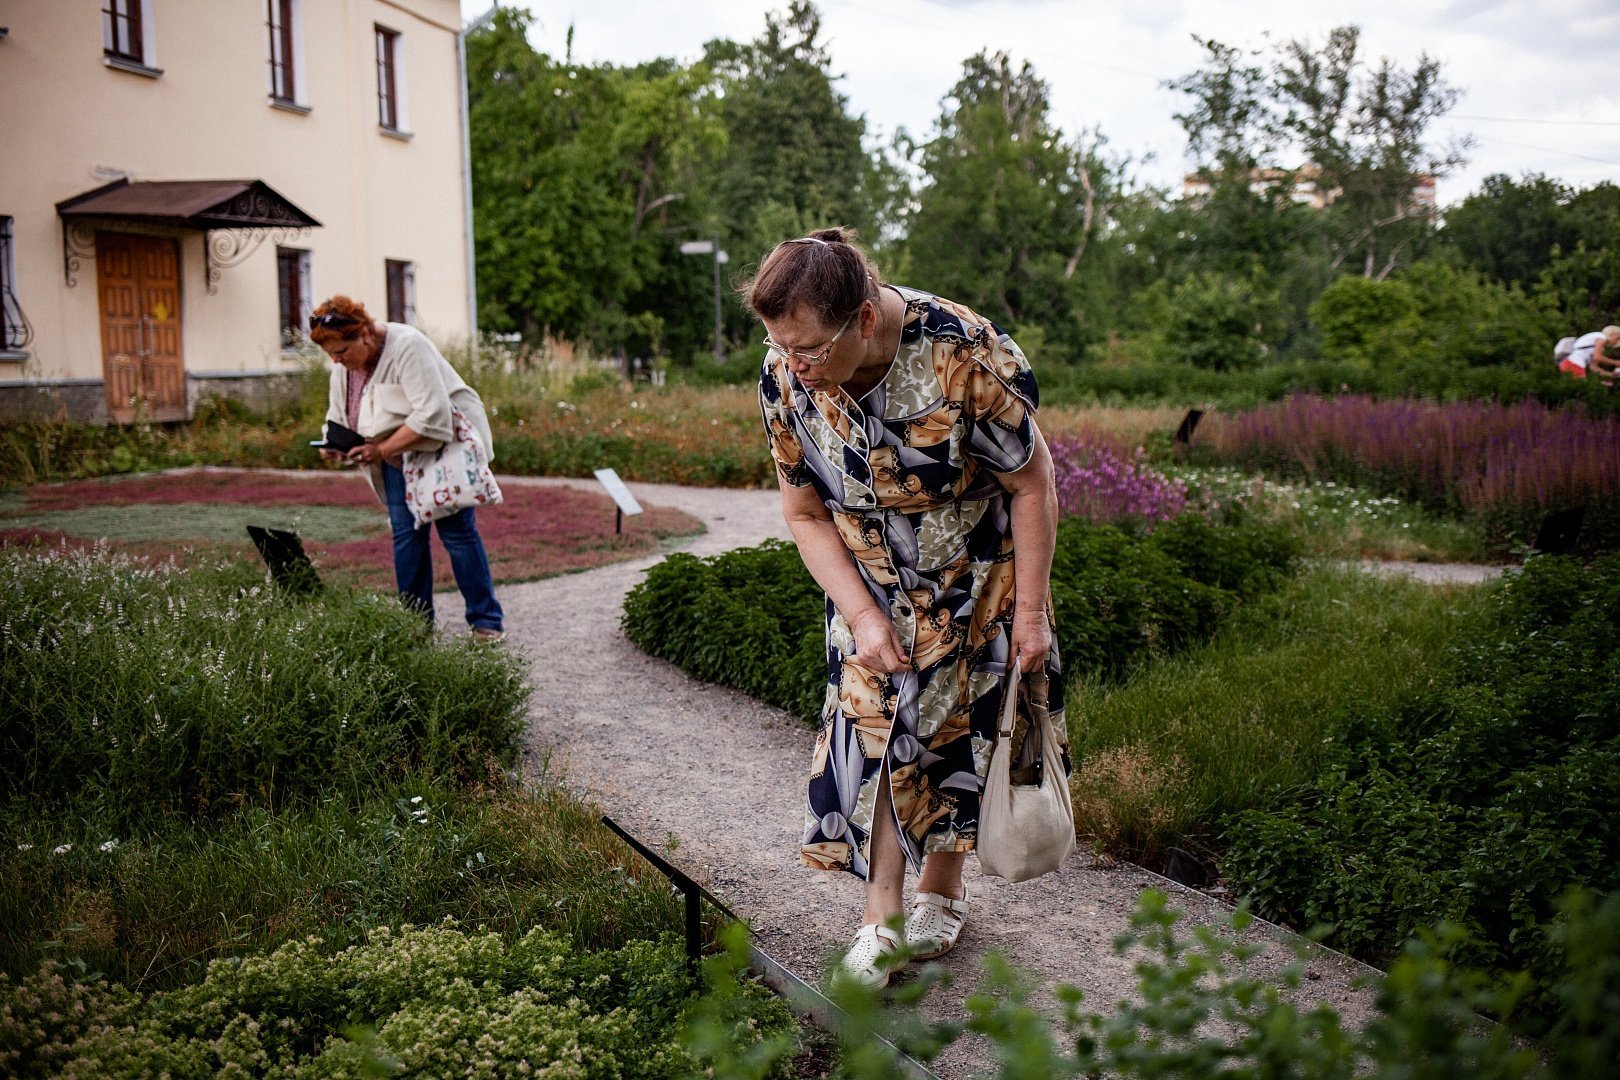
top-left (593, 468), bottom-right (643, 534)
top-left (679, 238), bottom-right (729, 363)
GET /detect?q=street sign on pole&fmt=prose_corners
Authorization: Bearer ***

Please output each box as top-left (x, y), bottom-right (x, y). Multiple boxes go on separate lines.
top-left (679, 236), bottom-right (728, 363)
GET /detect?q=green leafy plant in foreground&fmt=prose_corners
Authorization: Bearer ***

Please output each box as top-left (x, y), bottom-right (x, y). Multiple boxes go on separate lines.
top-left (694, 889), bottom-right (1620, 1078)
top-left (0, 922), bottom-right (796, 1079)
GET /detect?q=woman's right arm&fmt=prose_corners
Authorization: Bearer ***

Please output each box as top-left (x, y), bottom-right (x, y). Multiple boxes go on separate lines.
top-left (779, 478), bottom-right (911, 672)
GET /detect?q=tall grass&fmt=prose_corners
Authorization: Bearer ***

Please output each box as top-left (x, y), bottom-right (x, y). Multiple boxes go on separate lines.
top-left (1068, 565), bottom-right (1488, 866)
top-left (1, 546), bottom-right (527, 824)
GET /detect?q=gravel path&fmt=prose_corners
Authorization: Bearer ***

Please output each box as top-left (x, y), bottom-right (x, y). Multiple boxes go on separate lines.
top-left (484, 478), bottom-right (1497, 1076)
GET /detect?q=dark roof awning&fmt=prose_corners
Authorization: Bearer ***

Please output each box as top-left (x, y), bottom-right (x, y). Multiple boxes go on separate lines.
top-left (57, 179), bottom-right (321, 293)
top-left (57, 178), bottom-right (321, 230)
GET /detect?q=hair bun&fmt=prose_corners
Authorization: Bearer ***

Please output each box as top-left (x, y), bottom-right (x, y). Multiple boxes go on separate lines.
top-left (809, 227), bottom-right (850, 244)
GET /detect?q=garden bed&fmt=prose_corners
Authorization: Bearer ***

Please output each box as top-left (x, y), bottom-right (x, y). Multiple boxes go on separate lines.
top-left (0, 469), bottom-right (703, 590)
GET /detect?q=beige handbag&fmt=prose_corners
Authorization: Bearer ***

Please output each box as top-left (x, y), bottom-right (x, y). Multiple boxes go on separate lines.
top-left (978, 663), bottom-right (1076, 882)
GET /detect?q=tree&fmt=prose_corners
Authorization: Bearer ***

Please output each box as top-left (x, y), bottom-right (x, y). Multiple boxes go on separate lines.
top-left (1275, 27), bottom-right (1466, 279)
top-left (1170, 26), bottom-right (1468, 282)
top-left (699, 2), bottom-right (900, 328)
top-left (1439, 173), bottom-right (1577, 287)
top-left (903, 51), bottom-right (1118, 356)
top-left (466, 9), bottom-right (721, 361)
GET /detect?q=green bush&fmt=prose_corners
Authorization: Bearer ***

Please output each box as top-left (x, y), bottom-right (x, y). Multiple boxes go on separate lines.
top-left (1223, 552), bottom-right (1620, 1023)
top-left (624, 515), bottom-right (1297, 724)
top-left (1169, 271), bottom-right (1282, 372)
top-left (622, 541), bottom-right (828, 723)
top-left (0, 547), bottom-right (528, 825)
top-left (1311, 274), bottom-right (1423, 368)
top-left (0, 922), bottom-right (795, 1079)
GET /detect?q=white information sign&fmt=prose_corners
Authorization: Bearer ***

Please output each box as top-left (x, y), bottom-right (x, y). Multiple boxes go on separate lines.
top-left (593, 468), bottom-right (643, 516)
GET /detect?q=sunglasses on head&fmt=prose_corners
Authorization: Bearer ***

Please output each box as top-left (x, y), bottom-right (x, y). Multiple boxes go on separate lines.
top-left (308, 312), bottom-right (359, 331)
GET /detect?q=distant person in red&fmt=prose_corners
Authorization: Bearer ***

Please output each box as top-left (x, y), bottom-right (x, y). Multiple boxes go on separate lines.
top-left (1559, 325), bottom-right (1620, 384)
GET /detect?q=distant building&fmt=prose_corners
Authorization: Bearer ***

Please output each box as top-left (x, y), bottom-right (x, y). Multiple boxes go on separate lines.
top-left (1181, 165), bottom-right (1436, 216)
top-left (0, 0), bottom-right (475, 423)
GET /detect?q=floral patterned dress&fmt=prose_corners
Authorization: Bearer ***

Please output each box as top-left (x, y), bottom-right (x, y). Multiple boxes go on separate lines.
top-left (759, 285), bottom-right (1067, 879)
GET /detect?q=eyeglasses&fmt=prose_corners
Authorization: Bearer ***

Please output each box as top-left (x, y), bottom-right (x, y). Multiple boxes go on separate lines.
top-left (763, 310), bottom-right (856, 366)
top-left (308, 312), bottom-right (358, 331)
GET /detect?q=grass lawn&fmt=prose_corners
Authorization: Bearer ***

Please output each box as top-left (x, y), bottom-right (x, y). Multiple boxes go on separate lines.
top-left (0, 469), bottom-right (703, 590)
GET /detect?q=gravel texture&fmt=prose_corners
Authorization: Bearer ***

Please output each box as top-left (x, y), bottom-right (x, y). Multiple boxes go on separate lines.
top-left (474, 477), bottom-right (1503, 1076)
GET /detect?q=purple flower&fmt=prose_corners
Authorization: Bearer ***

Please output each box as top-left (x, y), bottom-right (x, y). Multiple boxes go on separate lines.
top-left (1051, 440), bottom-right (1188, 527)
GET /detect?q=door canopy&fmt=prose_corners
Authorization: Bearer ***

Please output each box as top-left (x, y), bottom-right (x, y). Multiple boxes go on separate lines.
top-left (57, 178), bottom-right (321, 293)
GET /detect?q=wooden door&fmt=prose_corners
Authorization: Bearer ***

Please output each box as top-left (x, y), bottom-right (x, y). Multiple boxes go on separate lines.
top-left (97, 233), bottom-right (186, 423)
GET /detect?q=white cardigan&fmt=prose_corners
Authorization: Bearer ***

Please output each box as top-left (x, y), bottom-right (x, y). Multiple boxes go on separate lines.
top-left (324, 324), bottom-right (495, 501)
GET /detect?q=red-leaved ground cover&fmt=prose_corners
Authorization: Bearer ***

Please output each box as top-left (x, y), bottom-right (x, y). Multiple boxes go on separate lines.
top-left (1, 469), bottom-right (702, 590)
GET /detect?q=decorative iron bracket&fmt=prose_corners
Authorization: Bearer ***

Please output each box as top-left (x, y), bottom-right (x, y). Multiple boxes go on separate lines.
top-left (62, 221), bottom-right (98, 288)
top-left (205, 226), bottom-right (309, 294)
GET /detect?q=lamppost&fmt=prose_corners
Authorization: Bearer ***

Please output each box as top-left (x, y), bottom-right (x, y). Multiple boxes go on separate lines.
top-left (679, 237), bottom-right (729, 363)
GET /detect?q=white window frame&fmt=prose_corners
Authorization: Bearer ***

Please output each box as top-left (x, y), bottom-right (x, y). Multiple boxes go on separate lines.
top-left (102, 0), bottom-right (161, 77)
top-left (385, 259), bottom-right (417, 326)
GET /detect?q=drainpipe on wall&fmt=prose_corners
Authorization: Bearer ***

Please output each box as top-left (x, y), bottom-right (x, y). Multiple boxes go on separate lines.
top-left (456, 24), bottom-right (478, 369)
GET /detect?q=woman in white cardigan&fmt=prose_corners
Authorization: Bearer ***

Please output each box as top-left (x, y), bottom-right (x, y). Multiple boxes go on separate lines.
top-left (311, 295), bottom-right (504, 640)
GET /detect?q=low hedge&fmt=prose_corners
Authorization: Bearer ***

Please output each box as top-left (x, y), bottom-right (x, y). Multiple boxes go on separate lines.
top-left (623, 512), bottom-right (1297, 724)
top-left (1223, 551), bottom-right (1620, 1025)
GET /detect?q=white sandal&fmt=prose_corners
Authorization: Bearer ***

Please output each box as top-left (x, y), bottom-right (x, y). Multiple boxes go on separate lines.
top-left (835, 923), bottom-right (905, 989)
top-left (905, 890), bottom-right (969, 960)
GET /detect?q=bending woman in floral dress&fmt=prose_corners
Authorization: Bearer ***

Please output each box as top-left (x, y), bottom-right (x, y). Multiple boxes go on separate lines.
top-left (745, 228), bottom-right (1066, 988)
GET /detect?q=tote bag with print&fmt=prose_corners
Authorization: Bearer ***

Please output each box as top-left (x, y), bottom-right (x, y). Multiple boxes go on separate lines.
top-left (401, 406), bottom-right (503, 527)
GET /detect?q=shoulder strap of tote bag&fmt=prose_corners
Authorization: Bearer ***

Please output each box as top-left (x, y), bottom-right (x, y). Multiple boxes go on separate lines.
top-left (997, 662), bottom-right (1022, 740)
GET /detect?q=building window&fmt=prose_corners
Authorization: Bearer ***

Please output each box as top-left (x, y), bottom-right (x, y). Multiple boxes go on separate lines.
top-left (375, 25), bottom-right (402, 131)
top-left (1, 217), bottom-right (32, 354)
top-left (385, 260), bottom-right (416, 325)
top-left (266, 0), bottom-right (300, 105)
top-left (276, 247), bottom-right (312, 347)
top-left (103, 0), bottom-right (145, 63)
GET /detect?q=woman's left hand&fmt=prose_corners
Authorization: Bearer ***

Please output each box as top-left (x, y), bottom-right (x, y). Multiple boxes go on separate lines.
top-left (346, 443), bottom-right (379, 465)
top-left (1011, 607), bottom-right (1052, 672)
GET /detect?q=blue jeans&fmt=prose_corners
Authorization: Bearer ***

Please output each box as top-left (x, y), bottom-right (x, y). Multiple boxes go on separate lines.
top-left (381, 462), bottom-right (504, 632)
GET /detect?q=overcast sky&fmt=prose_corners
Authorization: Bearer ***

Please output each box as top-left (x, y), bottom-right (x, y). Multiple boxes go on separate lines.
top-left (459, 0), bottom-right (1620, 208)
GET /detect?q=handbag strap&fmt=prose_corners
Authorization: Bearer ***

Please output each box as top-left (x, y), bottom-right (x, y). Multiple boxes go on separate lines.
top-left (997, 662), bottom-right (1023, 739)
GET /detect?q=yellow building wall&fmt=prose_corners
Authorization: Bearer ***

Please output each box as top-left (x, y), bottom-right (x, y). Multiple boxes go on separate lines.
top-left (0, 0), bottom-right (470, 406)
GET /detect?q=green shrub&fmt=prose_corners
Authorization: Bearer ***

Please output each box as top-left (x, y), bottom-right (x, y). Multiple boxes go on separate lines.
top-left (624, 516), bottom-right (1297, 724)
top-left (622, 541), bottom-right (827, 723)
top-left (1310, 274), bottom-right (1423, 368)
top-left (0, 547), bottom-right (528, 825)
top-left (1169, 271), bottom-right (1282, 372)
top-left (1223, 552), bottom-right (1620, 1023)
top-left (0, 922), bottom-right (795, 1079)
